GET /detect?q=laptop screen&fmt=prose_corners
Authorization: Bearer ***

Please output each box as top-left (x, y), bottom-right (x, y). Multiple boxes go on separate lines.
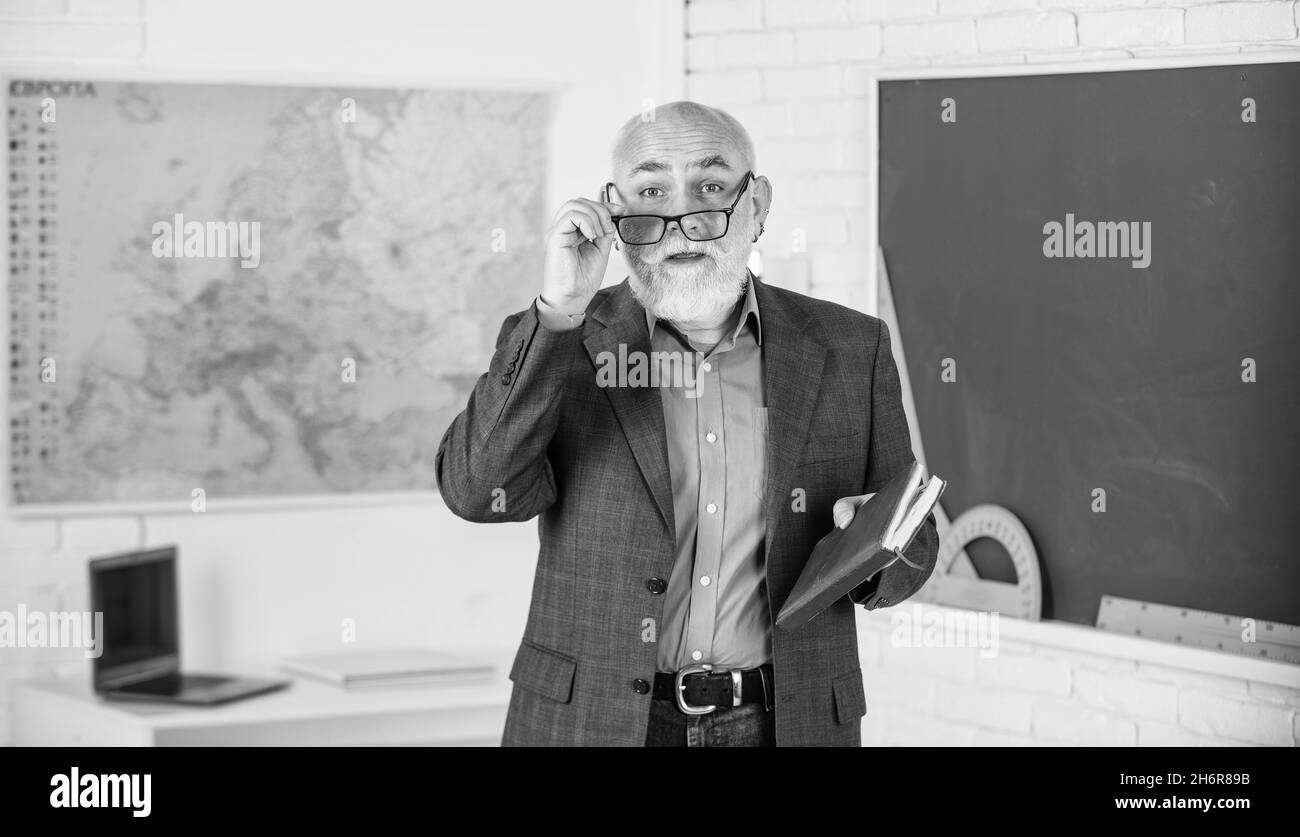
top-left (89, 546), bottom-right (180, 690)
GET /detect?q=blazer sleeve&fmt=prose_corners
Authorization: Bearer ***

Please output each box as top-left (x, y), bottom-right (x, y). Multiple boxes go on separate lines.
top-left (435, 301), bottom-right (584, 523)
top-left (848, 317), bottom-right (940, 609)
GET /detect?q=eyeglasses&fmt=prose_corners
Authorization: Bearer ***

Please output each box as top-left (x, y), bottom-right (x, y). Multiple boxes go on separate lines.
top-left (605, 171), bottom-right (755, 245)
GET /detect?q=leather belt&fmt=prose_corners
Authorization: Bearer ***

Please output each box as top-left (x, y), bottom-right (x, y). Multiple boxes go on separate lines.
top-left (652, 663), bottom-right (775, 715)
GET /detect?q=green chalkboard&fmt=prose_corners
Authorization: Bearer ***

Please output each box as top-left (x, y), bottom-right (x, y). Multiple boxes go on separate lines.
top-left (879, 60), bottom-right (1300, 627)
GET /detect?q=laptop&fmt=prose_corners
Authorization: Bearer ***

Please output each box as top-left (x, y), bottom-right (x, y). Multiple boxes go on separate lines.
top-left (90, 545), bottom-right (289, 705)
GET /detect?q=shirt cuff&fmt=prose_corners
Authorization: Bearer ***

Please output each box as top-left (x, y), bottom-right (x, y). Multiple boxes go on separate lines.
top-left (536, 295), bottom-right (587, 332)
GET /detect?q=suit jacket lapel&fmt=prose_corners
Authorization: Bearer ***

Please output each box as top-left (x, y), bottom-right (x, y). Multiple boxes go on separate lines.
top-left (754, 278), bottom-right (827, 566)
top-left (583, 282), bottom-right (675, 534)
top-left (580, 277), bottom-right (827, 546)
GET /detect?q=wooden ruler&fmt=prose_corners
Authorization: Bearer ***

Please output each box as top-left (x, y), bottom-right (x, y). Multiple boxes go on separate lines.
top-left (1097, 596), bottom-right (1300, 665)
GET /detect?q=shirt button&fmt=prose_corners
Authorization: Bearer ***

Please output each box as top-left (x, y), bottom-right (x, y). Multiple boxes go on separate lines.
top-left (702, 362), bottom-right (712, 372)
top-left (706, 503), bottom-right (717, 514)
top-left (700, 575), bottom-right (711, 587)
top-left (632, 678), bottom-right (650, 694)
top-left (646, 577), bottom-right (666, 595)
top-left (691, 650), bottom-right (703, 662)
top-left (705, 431), bottom-right (717, 443)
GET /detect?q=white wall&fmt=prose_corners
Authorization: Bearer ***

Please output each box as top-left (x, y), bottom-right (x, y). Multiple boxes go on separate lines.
top-left (0, 0), bottom-right (684, 746)
top-left (684, 0), bottom-right (1300, 745)
top-left (857, 606), bottom-right (1300, 745)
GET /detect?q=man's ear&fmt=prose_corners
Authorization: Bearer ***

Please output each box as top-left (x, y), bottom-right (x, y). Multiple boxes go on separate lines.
top-left (751, 175), bottom-right (774, 223)
top-left (749, 175), bottom-right (773, 241)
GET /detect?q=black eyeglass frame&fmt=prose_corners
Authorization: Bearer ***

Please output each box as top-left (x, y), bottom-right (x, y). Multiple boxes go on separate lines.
top-left (604, 170), bottom-right (756, 245)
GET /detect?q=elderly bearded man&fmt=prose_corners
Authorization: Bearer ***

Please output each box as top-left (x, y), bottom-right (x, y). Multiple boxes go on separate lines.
top-left (436, 101), bottom-right (939, 747)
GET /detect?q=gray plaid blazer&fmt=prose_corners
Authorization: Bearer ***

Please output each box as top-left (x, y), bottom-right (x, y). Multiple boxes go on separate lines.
top-left (436, 276), bottom-right (938, 746)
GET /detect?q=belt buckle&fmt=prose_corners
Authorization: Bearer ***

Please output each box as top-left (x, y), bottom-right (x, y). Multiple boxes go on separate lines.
top-left (674, 663), bottom-right (720, 715)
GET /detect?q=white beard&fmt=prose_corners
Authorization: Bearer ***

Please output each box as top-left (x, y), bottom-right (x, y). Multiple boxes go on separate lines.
top-left (626, 232), bottom-right (752, 330)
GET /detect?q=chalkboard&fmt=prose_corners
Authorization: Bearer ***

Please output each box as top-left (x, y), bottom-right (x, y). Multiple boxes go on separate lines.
top-left (878, 60), bottom-right (1300, 627)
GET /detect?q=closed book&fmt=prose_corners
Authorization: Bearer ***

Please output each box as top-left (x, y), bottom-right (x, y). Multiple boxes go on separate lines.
top-left (776, 461), bottom-right (945, 631)
top-left (279, 648), bottom-right (495, 689)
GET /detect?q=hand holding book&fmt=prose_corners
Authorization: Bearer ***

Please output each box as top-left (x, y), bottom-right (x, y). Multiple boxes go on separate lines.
top-left (776, 461), bottom-right (946, 631)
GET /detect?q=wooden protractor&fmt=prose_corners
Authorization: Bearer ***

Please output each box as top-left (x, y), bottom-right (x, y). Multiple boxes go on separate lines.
top-left (915, 503), bottom-right (1043, 620)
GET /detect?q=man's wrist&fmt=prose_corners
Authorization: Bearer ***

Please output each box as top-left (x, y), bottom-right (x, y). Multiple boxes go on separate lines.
top-left (539, 291), bottom-right (589, 314)
top-left (536, 293), bottom-right (588, 332)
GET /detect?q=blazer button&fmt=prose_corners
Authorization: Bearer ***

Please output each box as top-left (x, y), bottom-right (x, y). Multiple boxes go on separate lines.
top-left (500, 374), bottom-right (511, 385)
top-left (646, 577), bottom-right (667, 595)
top-left (632, 678), bottom-right (650, 694)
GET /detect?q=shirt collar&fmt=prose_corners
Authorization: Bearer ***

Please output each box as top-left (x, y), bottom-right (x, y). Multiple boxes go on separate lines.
top-left (644, 272), bottom-right (763, 347)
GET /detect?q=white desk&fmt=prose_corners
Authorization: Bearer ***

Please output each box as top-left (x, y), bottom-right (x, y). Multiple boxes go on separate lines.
top-left (12, 668), bottom-right (513, 747)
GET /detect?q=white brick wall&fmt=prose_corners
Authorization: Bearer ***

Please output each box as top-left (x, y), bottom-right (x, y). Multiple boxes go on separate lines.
top-left (1177, 690), bottom-right (1294, 744)
top-left (795, 25), bottom-right (883, 61)
top-left (0, 19), bottom-right (143, 57)
top-left (884, 19), bottom-right (979, 56)
top-left (978, 11), bottom-right (1077, 52)
top-left (1186, 1), bottom-right (1298, 43)
top-left (937, 682), bottom-right (1038, 732)
top-left (1078, 8), bottom-right (1185, 48)
top-left (855, 608), bottom-right (1298, 746)
top-left (1034, 698), bottom-right (1139, 745)
top-left (0, 0), bottom-right (70, 16)
top-left (689, 0), bottom-right (763, 34)
top-left (765, 0), bottom-right (850, 28)
top-left (975, 648), bottom-right (1073, 696)
top-left (0, 0), bottom-right (142, 57)
top-left (716, 29), bottom-right (795, 66)
top-left (1073, 667), bottom-right (1179, 720)
top-left (851, 0), bottom-right (940, 24)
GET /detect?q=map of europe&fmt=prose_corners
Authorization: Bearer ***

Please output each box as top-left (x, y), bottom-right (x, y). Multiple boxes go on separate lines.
top-left (7, 80), bottom-right (549, 503)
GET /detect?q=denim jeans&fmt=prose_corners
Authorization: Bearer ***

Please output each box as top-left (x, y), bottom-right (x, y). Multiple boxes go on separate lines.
top-left (644, 697), bottom-right (776, 747)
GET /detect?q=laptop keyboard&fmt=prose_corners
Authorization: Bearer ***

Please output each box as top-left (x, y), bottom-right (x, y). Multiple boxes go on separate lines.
top-left (125, 673), bottom-right (232, 695)
top-left (180, 673), bottom-right (233, 689)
